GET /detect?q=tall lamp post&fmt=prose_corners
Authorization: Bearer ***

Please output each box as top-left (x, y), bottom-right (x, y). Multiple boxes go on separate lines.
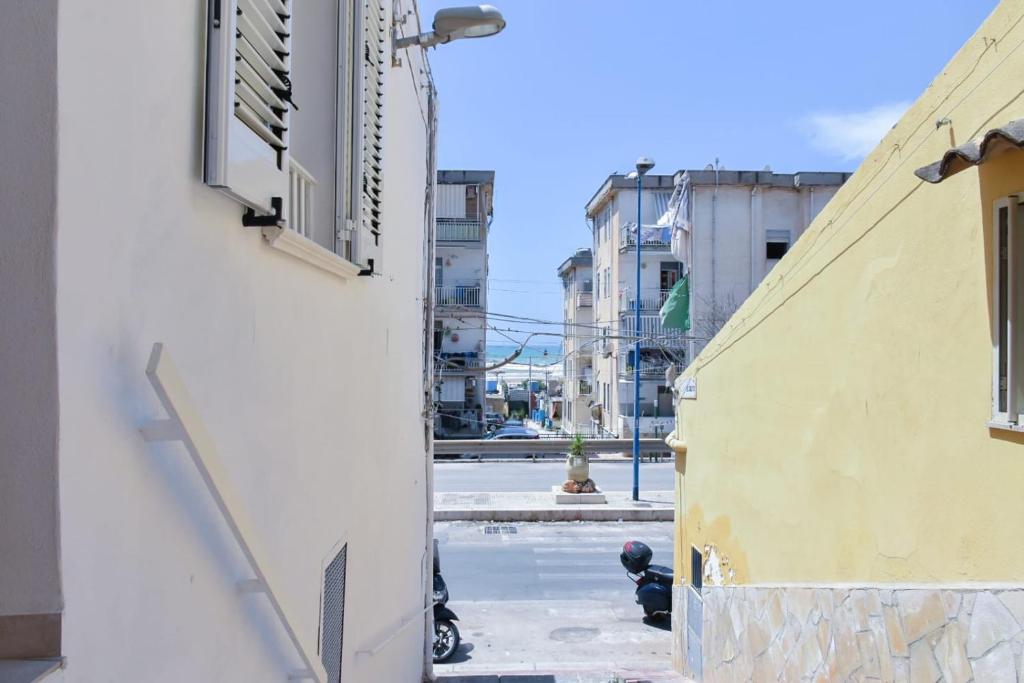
top-left (632, 157), bottom-right (655, 501)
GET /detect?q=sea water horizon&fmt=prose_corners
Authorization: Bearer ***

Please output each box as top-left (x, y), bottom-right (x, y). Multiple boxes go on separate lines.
top-left (486, 342), bottom-right (563, 365)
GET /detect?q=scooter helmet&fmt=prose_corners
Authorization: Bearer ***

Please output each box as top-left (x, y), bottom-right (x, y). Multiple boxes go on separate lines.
top-left (620, 540), bottom-right (653, 573)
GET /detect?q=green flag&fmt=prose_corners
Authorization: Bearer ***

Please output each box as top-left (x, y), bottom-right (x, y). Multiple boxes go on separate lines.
top-left (660, 275), bottom-right (690, 331)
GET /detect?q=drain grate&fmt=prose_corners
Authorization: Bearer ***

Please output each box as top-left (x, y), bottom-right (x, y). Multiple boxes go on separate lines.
top-left (483, 524), bottom-right (518, 535)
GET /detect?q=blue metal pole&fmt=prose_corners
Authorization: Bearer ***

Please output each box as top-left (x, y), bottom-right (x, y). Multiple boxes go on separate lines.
top-left (632, 172), bottom-right (642, 501)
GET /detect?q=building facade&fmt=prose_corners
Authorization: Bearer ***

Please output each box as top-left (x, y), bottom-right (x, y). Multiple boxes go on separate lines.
top-left (587, 174), bottom-right (681, 439)
top-left (668, 168), bottom-right (850, 361)
top-left (558, 249), bottom-right (596, 435)
top-left (584, 170), bottom-right (846, 439)
top-left (670, 2), bottom-right (1024, 681)
top-left (434, 171), bottom-right (495, 437)
top-left (1, 1), bottom-right (440, 681)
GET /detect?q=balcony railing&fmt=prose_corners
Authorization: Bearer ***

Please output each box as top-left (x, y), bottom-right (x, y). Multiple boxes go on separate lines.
top-left (619, 353), bottom-right (681, 379)
top-left (620, 314), bottom-right (688, 348)
top-left (288, 159), bottom-right (316, 239)
top-left (435, 353), bottom-right (485, 373)
top-left (436, 217), bottom-right (482, 242)
top-left (435, 283), bottom-right (482, 307)
top-left (619, 415), bottom-right (675, 438)
top-left (620, 289), bottom-right (671, 313)
top-left (620, 225), bottom-right (671, 250)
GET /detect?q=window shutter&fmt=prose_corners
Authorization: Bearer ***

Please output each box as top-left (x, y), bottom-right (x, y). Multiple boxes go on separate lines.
top-left (204, 0), bottom-right (291, 216)
top-left (352, 0), bottom-right (386, 272)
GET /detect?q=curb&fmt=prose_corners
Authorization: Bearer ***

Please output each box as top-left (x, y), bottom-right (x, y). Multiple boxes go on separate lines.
top-left (434, 670), bottom-right (688, 683)
top-left (434, 508), bottom-right (674, 522)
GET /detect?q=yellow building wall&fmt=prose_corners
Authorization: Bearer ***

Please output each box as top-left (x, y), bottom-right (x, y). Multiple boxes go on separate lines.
top-left (675, 0), bottom-right (1024, 585)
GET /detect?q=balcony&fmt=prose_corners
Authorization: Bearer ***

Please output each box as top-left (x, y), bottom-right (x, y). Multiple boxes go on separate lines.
top-left (620, 314), bottom-right (688, 348)
top-left (618, 350), bottom-right (682, 379)
top-left (619, 288), bottom-right (671, 314)
top-left (435, 282), bottom-right (482, 308)
top-left (435, 352), bottom-right (485, 374)
top-left (619, 415), bottom-right (675, 438)
top-left (620, 225), bottom-right (671, 251)
top-left (437, 217), bottom-right (482, 242)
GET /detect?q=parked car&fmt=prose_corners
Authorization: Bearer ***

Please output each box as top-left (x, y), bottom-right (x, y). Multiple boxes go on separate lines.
top-left (485, 427), bottom-right (539, 440)
top-left (484, 411), bottom-right (504, 430)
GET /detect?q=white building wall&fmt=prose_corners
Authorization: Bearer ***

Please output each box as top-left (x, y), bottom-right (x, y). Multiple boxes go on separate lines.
top-left (0, 0), bottom-right (63, 640)
top-left (559, 256), bottom-right (593, 434)
top-left (587, 174), bottom-right (844, 438)
top-left (27, 1), bottom-right (435, 680)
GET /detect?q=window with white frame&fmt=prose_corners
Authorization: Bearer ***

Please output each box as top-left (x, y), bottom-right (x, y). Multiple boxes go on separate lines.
top-left (992, 195), bottom-right (1024, 425)
top-left (203, 0), bottom-right (386, 272)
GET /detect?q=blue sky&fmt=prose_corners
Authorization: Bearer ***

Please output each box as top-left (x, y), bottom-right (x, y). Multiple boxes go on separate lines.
top-left (419, 0), bottom-right (997, 344)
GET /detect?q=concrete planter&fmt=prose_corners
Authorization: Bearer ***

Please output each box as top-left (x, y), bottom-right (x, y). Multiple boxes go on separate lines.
top-left (565, 454), bottom-right (589, 483)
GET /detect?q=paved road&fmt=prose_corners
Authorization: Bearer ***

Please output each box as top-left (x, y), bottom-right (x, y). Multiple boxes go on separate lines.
top-left (434, 521), bottom-right (675, 676)
top-left (434, 461), bottom-right (676, 493)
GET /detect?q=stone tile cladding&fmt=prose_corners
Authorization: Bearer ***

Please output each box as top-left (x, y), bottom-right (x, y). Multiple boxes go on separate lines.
top-left (673, 585), bottom-right (1024, 682)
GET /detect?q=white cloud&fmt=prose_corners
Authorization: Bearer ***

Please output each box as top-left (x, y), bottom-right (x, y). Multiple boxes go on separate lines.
top-left (804, 102), bottom-right (911, 161)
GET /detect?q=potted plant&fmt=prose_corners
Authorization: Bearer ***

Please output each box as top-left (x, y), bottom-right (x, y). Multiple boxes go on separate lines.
top-left (565, 434), bottom-right (590, 484)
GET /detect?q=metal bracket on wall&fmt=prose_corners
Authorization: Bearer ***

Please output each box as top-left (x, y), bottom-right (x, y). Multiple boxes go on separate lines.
top-left (138, 342), bottom-right (327, 683)
top-left (242, 196), bottom-right (284, 227)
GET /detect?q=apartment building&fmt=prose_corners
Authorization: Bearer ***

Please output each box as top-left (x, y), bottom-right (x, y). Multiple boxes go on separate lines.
top-left (584, 169), bottom-right (847, 439)
top-left (1, 1), bottom-right (450, 680)
top-left (557, 248), bottom-right (596, 435)
top-left (434, 171), bottom-right (495, 437)
top-left (668, 168), bottom-right (851, 360)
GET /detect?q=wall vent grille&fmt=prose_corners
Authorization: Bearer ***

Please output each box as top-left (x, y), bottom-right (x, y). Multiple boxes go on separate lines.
top-left (321, 544), bottom-right (348, 683)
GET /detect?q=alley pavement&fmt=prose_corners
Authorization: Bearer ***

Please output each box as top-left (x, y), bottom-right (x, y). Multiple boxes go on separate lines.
top-left (434, 521), bottom-right (677, 679)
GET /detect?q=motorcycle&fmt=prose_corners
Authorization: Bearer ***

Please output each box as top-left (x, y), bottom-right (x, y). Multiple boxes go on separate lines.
top-left (432, 546), bottom-right (460, 663)
top-left (620, 540), bottom-right (674, 618)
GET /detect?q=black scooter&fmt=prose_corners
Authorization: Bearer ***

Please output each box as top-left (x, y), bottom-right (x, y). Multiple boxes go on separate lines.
top-left (432, 545), bottom-right (460, 663)
top-left (620, 540), bottom-right (673, 618)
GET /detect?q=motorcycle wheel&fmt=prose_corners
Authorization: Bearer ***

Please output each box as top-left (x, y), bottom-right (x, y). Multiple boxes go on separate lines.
top-left (643, 605), bottom-right (670, 619)
top-left (433, 619), bottom-right (460, 663)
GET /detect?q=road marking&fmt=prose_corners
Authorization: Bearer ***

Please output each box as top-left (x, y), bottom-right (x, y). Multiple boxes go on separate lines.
top-left (533, 547), bottom-right (620, 554)
top-left (537, 572), bottom-right (626, 579)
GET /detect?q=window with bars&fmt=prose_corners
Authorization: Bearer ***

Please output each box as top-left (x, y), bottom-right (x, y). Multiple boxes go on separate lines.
top-left (203, 0), bottom-right (388, 273)
top-left (320, 544), bottom-right (348, 683)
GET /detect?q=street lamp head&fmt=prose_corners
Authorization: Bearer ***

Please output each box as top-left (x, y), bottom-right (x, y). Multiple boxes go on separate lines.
top-left (434, 5), bottom-right (505, 40)
top-left (395, 5), bottom-right (506, 50)
top-left (635, 157), bottom-right (655, 176)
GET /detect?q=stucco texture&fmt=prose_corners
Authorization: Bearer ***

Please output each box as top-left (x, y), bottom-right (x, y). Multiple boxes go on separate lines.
top-left (0, 0), bottom-right (62, 619)
top-left (48, 0), bottom-right (433, 680)
top-left (675, 0), bottom-right (1024, 585)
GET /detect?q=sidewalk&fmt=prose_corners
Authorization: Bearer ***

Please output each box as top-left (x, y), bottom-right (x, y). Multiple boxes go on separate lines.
top-left (436, 670), bottom-right (689, 682)
top-left (434, 490), bottom-right (674, 522)
top-left (432, 599), bottom-right (688, 683)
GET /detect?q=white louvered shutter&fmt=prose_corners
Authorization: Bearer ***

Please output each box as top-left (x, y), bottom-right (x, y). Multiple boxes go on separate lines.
top-left (204, 0), bottom-right (291, 217)
top-left (351, 0), bottom-right (386, 272)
